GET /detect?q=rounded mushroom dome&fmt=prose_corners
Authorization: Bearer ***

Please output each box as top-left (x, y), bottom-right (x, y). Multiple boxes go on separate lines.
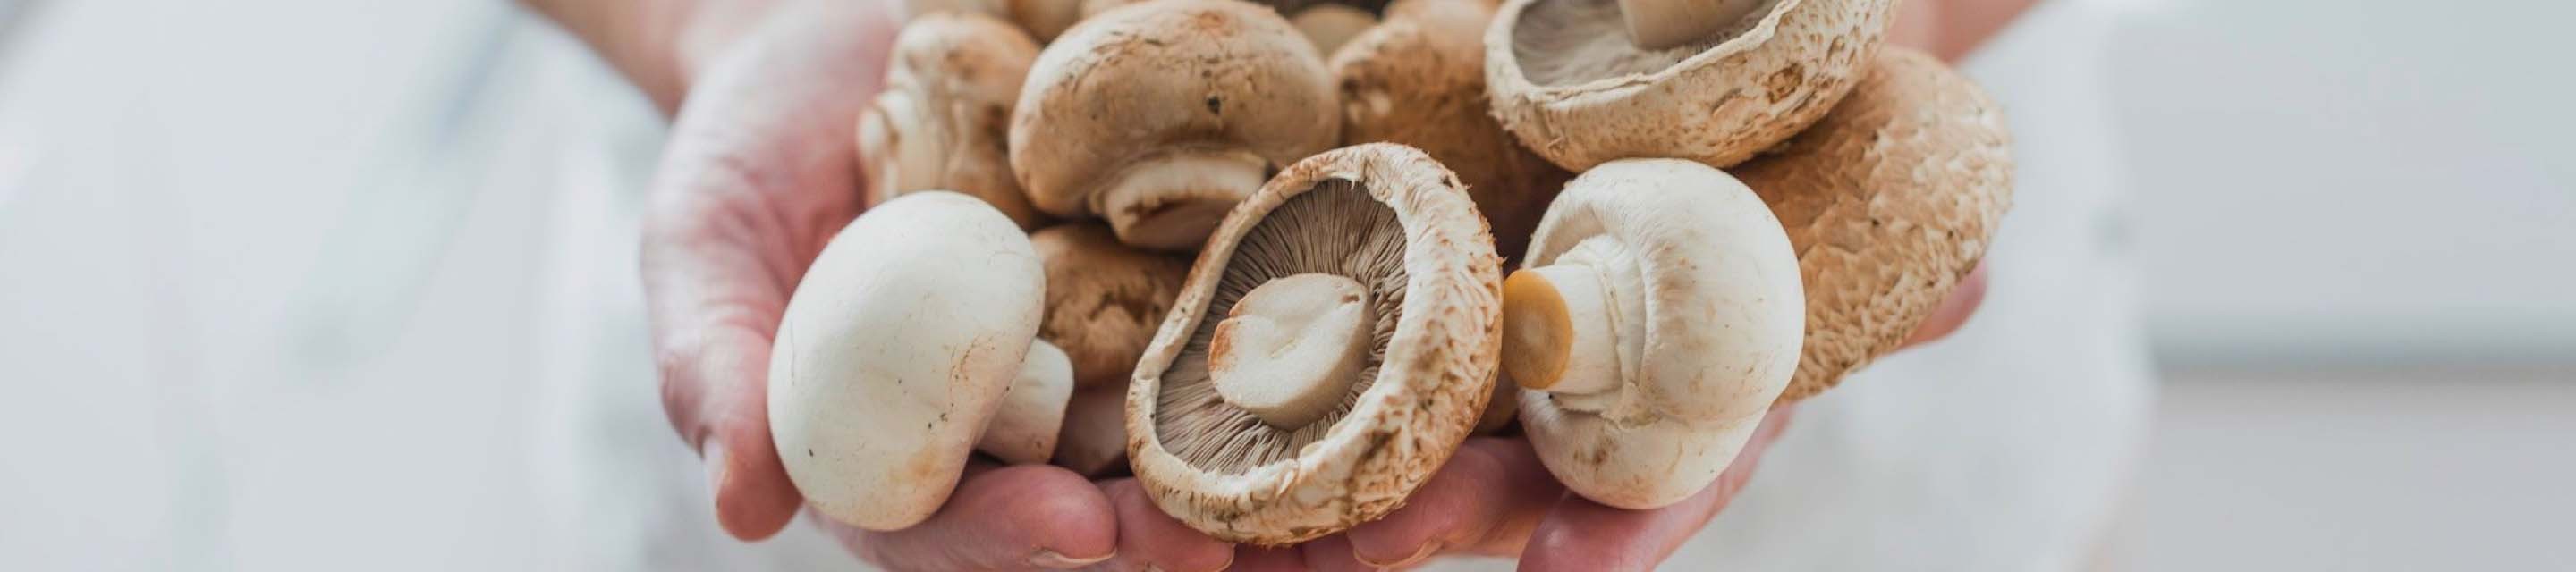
top-left (767, 191), bottom-right (1048, 531)
top-left (1126, 143), bottom-right (1502, 544)
top-left (1737, 47), bottom-right (2012, 403)
top-left (1509, 158), bottom-right (1804, 509)
top-left (858, 13), bottom-right (1046, 229)
top-left (1010, 0), bottom-right (1341, 251)
top-left (1484, 0), bottom-right (1896, 171)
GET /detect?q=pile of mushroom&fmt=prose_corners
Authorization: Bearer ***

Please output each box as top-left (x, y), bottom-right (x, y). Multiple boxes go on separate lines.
top-left (770, 0), bottom-right (2010, 544)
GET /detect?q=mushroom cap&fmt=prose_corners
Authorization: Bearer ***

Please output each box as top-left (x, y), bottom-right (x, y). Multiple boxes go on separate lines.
top-left (1127, 143), bottom-right (1502, 544)
top-left (1484, 0), bottom-right (1896, 171)
top-left (1737, 47), bottom-right (2012, 403)
top-left (1333, 0), bottom-right (1569, 260)
top-left (902, 0), bottom-right (1087, 42)
top-left (767, 191), bottom-right (1046, 531)
top-left (1009, 0), bottom-right (1340, 247)
top-left (858, 13), bottom-right (1046, 229)
top-left (1513, 158), bottom-right (1803, 509)
top-left (1031, 223), bottom-right (1192, 389)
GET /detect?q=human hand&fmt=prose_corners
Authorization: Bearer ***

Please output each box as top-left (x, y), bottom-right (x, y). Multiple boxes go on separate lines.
top-left (1225, 264), bottom-right (1987, 572)
top-left (635, 1), bottom-right (1124, 568)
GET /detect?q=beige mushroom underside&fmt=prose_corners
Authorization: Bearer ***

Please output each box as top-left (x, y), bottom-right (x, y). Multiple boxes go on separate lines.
top-left (1736, 47), bottom-right (2013, 403)
top-left (1485, 0), bottom-right (1896, 171)
top-left (1126, 144), bottom-right (1500, 545)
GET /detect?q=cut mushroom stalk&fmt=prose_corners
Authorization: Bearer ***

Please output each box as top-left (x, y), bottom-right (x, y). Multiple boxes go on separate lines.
top-left (1499, 241), bottom-right (1642, 411)
top-left (1615, 0), bottom-right (1765, 50)
top-left (1208, 273), bottom-right (1377, 429)
top-left (981, 341), bottom-right (1075, 465)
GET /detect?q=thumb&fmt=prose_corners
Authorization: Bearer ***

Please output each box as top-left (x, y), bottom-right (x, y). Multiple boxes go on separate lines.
top-left (661, 321), bottom-right (804, 541)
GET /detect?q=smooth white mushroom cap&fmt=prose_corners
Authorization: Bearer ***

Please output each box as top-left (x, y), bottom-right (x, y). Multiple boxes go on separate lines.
top-left (767, 191), bottom-right (1053, 531)
top-left (1507, 159), bottom-right (1803, 509)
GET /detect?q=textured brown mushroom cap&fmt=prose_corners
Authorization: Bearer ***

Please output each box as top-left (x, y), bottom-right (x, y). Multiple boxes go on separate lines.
top-left (1484, 0), bottom-right (1895, 171)
top-left (1126, 143), bottom-right (1502, 545)
top-left (1737, 47), bottom-right (2012, 403)
top-left (1334, 0), bottom-right (1569, 260)
top-left (857, 13), bottom-right (1046, 229)
top-left (1010, 0), bottom-right (1340, 248)
top-left (1032, 223), bottom-right (1192, 389)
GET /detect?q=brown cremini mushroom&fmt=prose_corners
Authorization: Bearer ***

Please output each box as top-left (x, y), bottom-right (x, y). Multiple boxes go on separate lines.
top-left (1030, 223), bottom-right (1191, 475)
top-left (1011, 0), bottom-right (1342, 251)
top-left (856, 13), bottom-right (1046, 229)
top-left (1290, 3), bottom-right (1380, 55)
top-left (1737, 47), bottom-right (2012, 402)
top-left (902, 0), bottom-right (1088, 42)
top-left (1334, 0), bottom-right (1570, 260)
top-left (1127, 143), bottom-right (1502, 544)
top-left (767, 191), bottom-right (1076, 531)
top-left (1485, 0), bottom-right (1896, 171)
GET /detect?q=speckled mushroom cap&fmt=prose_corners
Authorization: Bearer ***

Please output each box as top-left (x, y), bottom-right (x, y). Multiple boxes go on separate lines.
top-left (1509, 159), bottom-right (1803, 509)
top-left (1335, 0), bottom-right (1569, 261)
top-left (1125, 143), bottom-right (1502, 545)
top-left (1736, 47), bottom-right (2012, 403)
top-left (1010, 0), bottom-right (1341, 250)
top-left (1484, 0), bottom-right (1895, 171)
top-left (1031, 223), bottom-right (1192, 389)
top-left (857, 13), bottom-right (1046, 229)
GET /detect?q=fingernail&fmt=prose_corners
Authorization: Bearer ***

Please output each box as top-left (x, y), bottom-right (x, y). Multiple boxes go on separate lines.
top-left (1029, 548), bottom-right (1114, 568)
top-left (703, 441), bottom-right (730, 500)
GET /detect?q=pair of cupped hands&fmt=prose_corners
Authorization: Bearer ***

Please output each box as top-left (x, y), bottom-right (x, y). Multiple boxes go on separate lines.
top-left (633, 1), bottom-right (1984, 569)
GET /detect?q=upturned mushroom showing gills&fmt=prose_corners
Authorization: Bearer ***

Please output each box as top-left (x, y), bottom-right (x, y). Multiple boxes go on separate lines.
top-left (767, 191), bottom-right (1076, 532)
top-left (1486, 0), bottom-right (1896, 171)
top-left (1501, 159), bottom-right (1805, 509)
top-left (856, 13), bottom-right (1046, 229)
top-left (1010, 0), bottom-right (1341, 251)
top-left (1738, 47), bottom-right (2012, 403)
top-left (1128, 143), bottom-right (1502, 544)
top-left (1030, 223), bottom-right (1191, 475)
top-left (1334, 0), bottom-right (1571, 261)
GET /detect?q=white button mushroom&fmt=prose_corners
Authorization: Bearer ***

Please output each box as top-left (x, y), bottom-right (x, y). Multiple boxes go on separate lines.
top-left (1009, 0), bottom-right (1342, 251)
top-left (1485, 0), bottom-right (1898, 170)
top-left (1737, 47), bottom-right (2013, 402)
top-left (767, 191), bottom-right (1075, 531)
top-left (856, 13), bottom-right (1047, 229)
top-left (1127, 143), bottom-right (1503, 545)
top-left (1500, 159), bottom-right (1805, 509)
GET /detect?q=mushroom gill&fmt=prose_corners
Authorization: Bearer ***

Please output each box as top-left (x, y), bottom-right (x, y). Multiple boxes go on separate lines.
top-left (1509, 0), bottom-right (1782, 86)
top-left (1151, 180), bottom-right (1410, 472)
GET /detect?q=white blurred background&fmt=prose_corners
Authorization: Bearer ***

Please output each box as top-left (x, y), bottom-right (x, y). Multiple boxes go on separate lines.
top-left (1, 0), bottom-right (2569, 569)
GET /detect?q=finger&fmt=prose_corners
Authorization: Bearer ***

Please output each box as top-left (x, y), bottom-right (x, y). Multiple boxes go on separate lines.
top-left (1298, 534), bottom-right (1369, 572)
top-left (821, 463), bottom-right (1117, 570)
top-left (1230, 544), bottom-right (1309, 572)
top-left (1096, 478), bottom-right (1234, 572)
top-left (1900, 261), bottom-right (1989, 349)
top-left (654, 316), bottom-right (804, 541)
top-left (1516, 406), bottom-right (1797, 572)
top-left (1344, 437), bottom-right (1563, 567)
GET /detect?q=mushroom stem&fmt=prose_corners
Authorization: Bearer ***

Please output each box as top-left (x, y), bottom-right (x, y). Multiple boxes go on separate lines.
top-left (1616, 0), bottom-right (1766, 50)
top-left (979, 340), bottom-right (1075, 464)
top-left (1501, 239), bottom-right (1645, 404)
top-left (1096, 150), bottom-right (1271, 250)
top-left (1208, 273), bottom-right (1376, 429)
